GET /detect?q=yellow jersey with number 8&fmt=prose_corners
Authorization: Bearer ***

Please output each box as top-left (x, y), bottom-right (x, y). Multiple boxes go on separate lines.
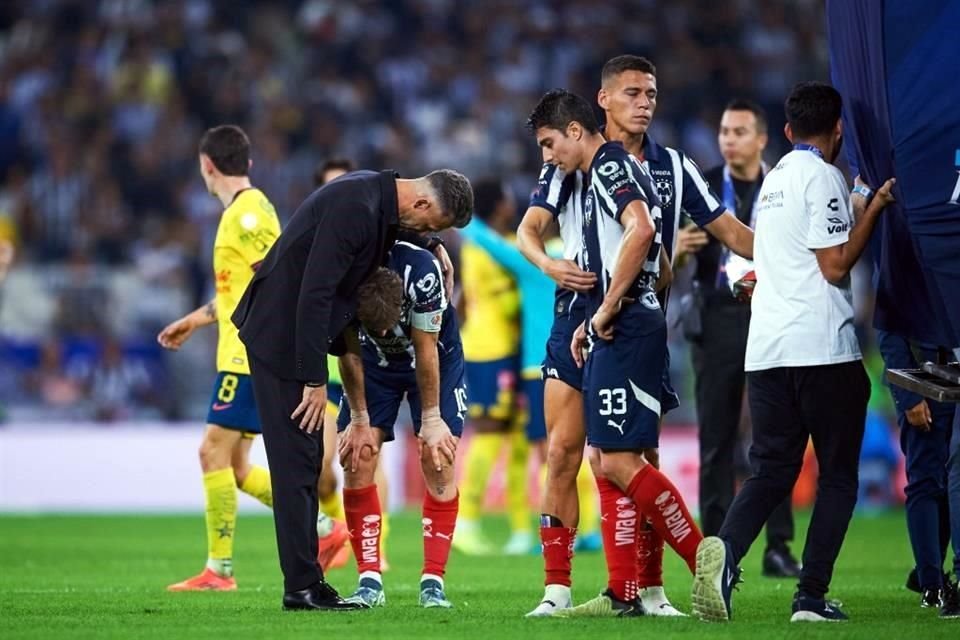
top-left (213, 188), bottom-right (280, 374)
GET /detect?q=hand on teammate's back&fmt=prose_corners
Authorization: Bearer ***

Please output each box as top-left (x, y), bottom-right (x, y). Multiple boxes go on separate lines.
top-left (433, 244), bottom-right (455, 297)
top-left (419, 408), bottom-right (456, 471)
top-left (544, 258), bottom-right (596, 292)
top-left (291, 384), bottom-right (327, 433)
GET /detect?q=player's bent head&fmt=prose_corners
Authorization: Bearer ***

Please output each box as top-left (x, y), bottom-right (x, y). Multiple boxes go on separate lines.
top-left (425, 169), bottom-right (474, 229)
top-left (601, 54), bottom-right (657, 87)
top-left (784, 82), bottom-right (842, 140)
top-left (357, 268), bottom-right (404, 336)
top-left (315, 157), bottom-right (355, 187)
top-left (527, 89), bottom-right (599, 171)
top-left (199, 125), bottom-right (251, 177)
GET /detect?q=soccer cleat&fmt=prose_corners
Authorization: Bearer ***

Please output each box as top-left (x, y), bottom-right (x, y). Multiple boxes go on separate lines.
top-left (451, 525), bottom-right (496, 556)
top-left (692, 536), bottom-right (740, 622)
top-left (639, 586), bottom-right (686, 617)
top-left (503, 531), bottom-right (535, 555)
top-left (526, 584), bottom-right (573, 617)
top-left (574, 531), bottom-right (603, 553)
top-left (762, 546), bottom-right (801, 578)
top-left (343, 577), bottom-right (386, 608)
top-left (317, 520), bottom-right (351, 572)
top-left (790, 593), bottom-right (849, 622)
top-left (940, 581), bottom-right (960, 618)
top-left (921, 587), bottom-right (944, 608)
top-left (419, 579), bottom-right (453, 608)
top-left (167, 567), bottom-right (237, 592)
top-left (553, 589), bottom-right (644, 618)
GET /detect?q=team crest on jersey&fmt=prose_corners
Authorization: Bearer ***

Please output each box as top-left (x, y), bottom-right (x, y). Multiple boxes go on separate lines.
top-left (655, 179), bottom-right (674, 207)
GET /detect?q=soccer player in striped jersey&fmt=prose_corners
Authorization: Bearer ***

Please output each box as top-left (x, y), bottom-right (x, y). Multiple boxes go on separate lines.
top-left (529, 89), bottom-right (705, 618)
top-left (585, 54), bottom-right (755, 616)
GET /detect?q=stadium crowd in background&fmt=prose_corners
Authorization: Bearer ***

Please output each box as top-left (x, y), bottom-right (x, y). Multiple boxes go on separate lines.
top-left (0, 0), bottom-right (828, 422)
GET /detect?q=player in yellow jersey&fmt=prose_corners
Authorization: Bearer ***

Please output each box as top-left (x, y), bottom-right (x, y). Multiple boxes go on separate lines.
top-left (455, 178), bottom-right (532, 555)
top-left (157, 126), bottom-right (336, 590)
top-left (312, 159), bottom-right (392, 571)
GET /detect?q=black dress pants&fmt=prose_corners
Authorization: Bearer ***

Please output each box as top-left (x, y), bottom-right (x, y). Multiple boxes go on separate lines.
top-left (719, 361), bottom-right (870, 599)
top-left (249, 355), bottom-right (324, 592)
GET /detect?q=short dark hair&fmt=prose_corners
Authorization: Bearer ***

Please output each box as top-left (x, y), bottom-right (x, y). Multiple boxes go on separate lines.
top-left (724, 98), bottom-right (768, 134)
top-left (314, 158), bottom-right (355, 186)
top-left (526, 89), bottom-right (599, 135)
top-left (601, 55), bottom-right (657, 86)
top-left (472, 178), bottom-right (507, 222)
top-left (357, 268), bottom-right (404, 335)
top-left (425, 169), bottom-right (473, 229)
top-left (198, 125), bottom-right (250, 176)
top-left (784, 82), bottom-right (842, 139)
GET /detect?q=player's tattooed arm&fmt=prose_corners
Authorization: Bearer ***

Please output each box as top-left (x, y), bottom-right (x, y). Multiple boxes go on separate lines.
top-left (157, 298), bottom-right (216, 350)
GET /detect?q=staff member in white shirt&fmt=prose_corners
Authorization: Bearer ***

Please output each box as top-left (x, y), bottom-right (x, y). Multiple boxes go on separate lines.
top-left (691, 81), bottom-right (895, 624)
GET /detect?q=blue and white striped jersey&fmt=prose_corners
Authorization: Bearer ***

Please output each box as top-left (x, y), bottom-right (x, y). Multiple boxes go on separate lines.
top-left (528, 162), bottom-right (588, 318)
top-left (360, 241), bottom-right (460, 371)
top-left (582, 141), bottom-right (662, 320)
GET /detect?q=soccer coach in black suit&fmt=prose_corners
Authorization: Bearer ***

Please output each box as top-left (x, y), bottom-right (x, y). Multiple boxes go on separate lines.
top-left (233, 168), bottom-right (473, 610)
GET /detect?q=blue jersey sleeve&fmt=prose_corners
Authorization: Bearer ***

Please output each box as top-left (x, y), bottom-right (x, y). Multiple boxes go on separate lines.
top-left (593, 147), bottom-right (650, 222)
top-left (679, 153), bottom-right (725, 226)
top-left (407, 252), bottom-right (447, 332)
top-left (529, 162), bottom-right (574, 217)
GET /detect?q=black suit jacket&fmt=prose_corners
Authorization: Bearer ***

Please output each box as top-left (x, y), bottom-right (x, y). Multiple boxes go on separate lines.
top-left (232, 170), bottom-right (399, 383)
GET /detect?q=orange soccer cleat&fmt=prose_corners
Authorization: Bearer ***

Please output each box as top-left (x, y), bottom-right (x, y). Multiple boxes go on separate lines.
top-left (167, 567), bottom-right (237, 592)
top-left (317, 520), bottom-right (351, 571)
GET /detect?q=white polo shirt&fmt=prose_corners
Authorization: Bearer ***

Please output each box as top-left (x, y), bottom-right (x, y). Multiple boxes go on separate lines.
top-left (744, 148), bottom-right (862, 371)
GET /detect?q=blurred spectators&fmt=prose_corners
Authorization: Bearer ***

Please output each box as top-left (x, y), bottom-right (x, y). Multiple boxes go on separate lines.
top-left (0, 0), bottom-right (828, 422)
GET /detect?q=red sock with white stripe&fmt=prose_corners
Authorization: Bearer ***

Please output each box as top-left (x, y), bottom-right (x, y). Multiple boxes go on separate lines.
top-left (596, 476), bottom-right (639, 601)
top-left (422, 490), bottom-right (458, 578)
top-left (343, 484), bottom-right (382, 577)
top-left (636, 518), bottom-right (664, 587)
top-left (625, 465), bottom-right (701, 574)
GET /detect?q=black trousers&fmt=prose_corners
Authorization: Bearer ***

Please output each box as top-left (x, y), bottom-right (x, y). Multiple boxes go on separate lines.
top-left (719, 361), bottom-right (870, 599)
top-left (249, 355), bottom-right (324, 592)
top-left (692, 302), bottom-right (794, 547)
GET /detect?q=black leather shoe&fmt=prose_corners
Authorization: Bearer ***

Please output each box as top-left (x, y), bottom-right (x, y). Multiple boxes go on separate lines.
top-left (762, 547), bottom-right (801, 578)
top-left (940, 581), bottom-right (960, 618)
top-left (283, 581), bottom-right (363, 611)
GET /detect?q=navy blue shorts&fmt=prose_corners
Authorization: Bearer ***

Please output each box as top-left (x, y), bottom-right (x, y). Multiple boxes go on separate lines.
top-left (206, 372), bottom-right (261, 434)
top-left (583, 300), bottom-right (667, 451)
top-left (465, 356), bottom-right (518, 421)
top-left (337, 354), bottom-right (467, 442)
top-left (542, 313), bottom-right (584, 391)
top-left (522, 374), bottom-right (547, 442)
top-left (660, 348), bottom-right (680, 415)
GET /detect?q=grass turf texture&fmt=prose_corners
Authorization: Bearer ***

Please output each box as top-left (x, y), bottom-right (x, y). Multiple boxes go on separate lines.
top-left (0, 510), bottom-right (954, 639)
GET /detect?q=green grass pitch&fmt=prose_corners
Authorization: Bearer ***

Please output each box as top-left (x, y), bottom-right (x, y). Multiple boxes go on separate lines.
top-left (0, 510), bottom-right (955, 639)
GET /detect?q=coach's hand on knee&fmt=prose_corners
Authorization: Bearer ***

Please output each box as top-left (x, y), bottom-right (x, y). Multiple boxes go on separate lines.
top-left (292, 384), bottom-right (327, 433)
top-left (419, 407), bottom-right (456, 471)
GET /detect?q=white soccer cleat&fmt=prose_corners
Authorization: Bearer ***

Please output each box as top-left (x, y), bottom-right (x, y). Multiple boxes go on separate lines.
top-left (639, 586), bottom-right (687, 617)
top-left (525, 584), bottom-right (573, 617)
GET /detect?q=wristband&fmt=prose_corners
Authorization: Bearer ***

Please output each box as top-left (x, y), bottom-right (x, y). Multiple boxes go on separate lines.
top-left (350, 408), bottom-right (369, 421)
top-left (851, 184), bottom-right (873, 199)
top-left (304, 381), bottom-right (323, 388)
top-left (421, 406), bottom-right (441, 420)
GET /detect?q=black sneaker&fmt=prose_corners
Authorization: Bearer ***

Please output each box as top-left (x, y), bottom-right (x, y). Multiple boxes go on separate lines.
top-left (692, 536), bottom-right (741, 622)
top-left (762, 547), bottom-right (801, 578)
top-left (921, 587), bottom-right (944, 608)
top-left (940, 582), bottom-right (960, 619)
top-left (790, 593), bottom-right (848, 622)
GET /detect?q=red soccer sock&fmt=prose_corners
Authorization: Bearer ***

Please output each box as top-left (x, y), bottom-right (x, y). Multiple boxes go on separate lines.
top-left (343, 484), bottom-right (382, 575)
top-left (636, 518), bottom-right (664, 588)
top-left (422, 491), bottom-right (459, 578)
top-left (596, 476), bottom-right (639, 601)
top-left (540, 523), bottom-right (575, 587)
top-left (626, 465), bottom-right (702, 574)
